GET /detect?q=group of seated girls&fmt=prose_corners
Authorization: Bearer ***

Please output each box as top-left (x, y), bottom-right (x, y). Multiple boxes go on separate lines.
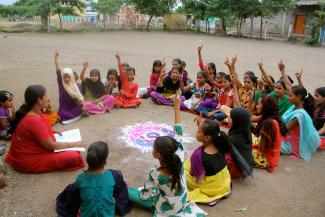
top-left (1, 47), bottom-right (324, 216)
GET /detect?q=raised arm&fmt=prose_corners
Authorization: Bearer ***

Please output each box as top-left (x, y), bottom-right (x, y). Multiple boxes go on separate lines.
top-left (198, 45), bottom-right (205, 70)
top-left (225, 55), bottom-right (242, 89)
top-left (174, 91), bottom-right (181, 125)
top-left (278, 59), bottom-right (292, 90)
top-left (258, 60), bottom-right (274, 89)
top-left (115, 52), bottom-right (127, 83)
top-left (295, 69), bottom-right (303, 86)
top-left (55, 50), bottom-right (60, 71)
top-left (231, 75), bottom-right (241, 107)
top-left (80, 59), bottom-right (89, 81)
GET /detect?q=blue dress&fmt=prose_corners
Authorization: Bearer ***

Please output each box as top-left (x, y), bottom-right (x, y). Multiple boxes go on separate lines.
top-left (76, 170), bottom-right (116, 217)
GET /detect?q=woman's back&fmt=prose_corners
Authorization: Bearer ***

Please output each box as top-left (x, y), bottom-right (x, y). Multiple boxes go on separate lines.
top-left (76, 170), bottom-right (116, 217)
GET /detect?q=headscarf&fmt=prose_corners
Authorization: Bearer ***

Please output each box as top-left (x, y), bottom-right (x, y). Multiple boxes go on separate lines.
top-left (228, 107), bottom-right (252, 143)
top-left (61, 68), bottom-right (84, 101)
top-left (82, 69), bottom-right (106, 99)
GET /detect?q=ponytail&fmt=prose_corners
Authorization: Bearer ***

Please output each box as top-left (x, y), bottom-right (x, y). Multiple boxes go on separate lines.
top-left (201, 120), bottom-right (230, 153)
top-left (11, 85), bottom-right (46, 133)
top-left (154, 136), bottom-right (182, 192)
top-left (292, 85), bottom-right (315, 118)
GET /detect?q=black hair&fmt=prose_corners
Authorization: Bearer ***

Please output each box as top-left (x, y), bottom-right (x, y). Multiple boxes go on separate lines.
top-left (172, 67), bottom-right (181, 74)
top-left (197, 71), bottom-right (207, 80)
top-left (152, 60), bottom-right (162, 74)
top-left (245, 71), bottom-right (258, 86)
top-left (276, 79), bottom-right (286, 90)
top-left (207, 62), bottom-right (217, 78)
top-left (217, 71), bottom-right (226, 78)
top-left (11, 85), bottom-right (46, 132)
top-left (173, 58), bottom-right (184, 72)
top-left (224, 74), bottom-right (231, 82)
top-left (255, 95), bottom-right (288, 138)
top-left (73, 71), bottom-right (79, 81)
top-left (269, 75), bottom-right (275, 84)
top-left (87, 141), bottom-right (109, 171)
top-left (292, 85), bottom-right (315, 117)
top-left (107, 68), bottom-right (118, 78)
top-left (122, 63), bottom-right (130, 68)
top-left (127, 67), bottom-right (136, 75)
top-left (0, 90), bottom-right (13, 104)
top-left (201, 120), bottom-right (230, 153)
top-left (181, 60), bottom-right (186, 68)
top-left (315, 87), bottom-right (325, 117)
top-left (154, 136), bottom-right (182, 192)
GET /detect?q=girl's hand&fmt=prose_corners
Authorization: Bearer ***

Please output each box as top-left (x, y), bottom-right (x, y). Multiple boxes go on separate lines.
top-left (224, 57), bottom-right (231, 68)
top-left (115, 51), bottom-right (121, 61)
top-left (231, 54), bottom-right (238, 66)
top-left (258, 59), bottom-right (264, 70)
top-left (160, 70), bottom-right (166, 78)
top-left (68, 141), bottom-right (84, 148)
top-left (278, 59), bottom-right (285, 72)
top-left (295, 69), bottom-right (303, 80)
top-left (207, 111), bottom-right (214, 118)
top-left (194, 115), bottom-right (204, 127)
top-left (53, 130), bottom-right (62, 136)
top-left (247, 90), bottom-right (254, 102)
top-left (81, 101), bottom-right (87, 112)
top-left (83, 59), bottom-right (89, 69)
top-left (198, 45), bottom-right (203, 53)
top-left (162, 58), bottom-right (166, 67)
top-left (55, 50), bottom-right (59, 59)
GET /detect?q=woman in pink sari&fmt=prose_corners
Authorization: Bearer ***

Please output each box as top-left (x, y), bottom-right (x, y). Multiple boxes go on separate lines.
top-left (80, 60), bottom-right (115, 114)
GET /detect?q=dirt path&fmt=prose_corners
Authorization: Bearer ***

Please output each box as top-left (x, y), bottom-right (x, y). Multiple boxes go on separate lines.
top-left (0, 32), bottom-right (324, 217)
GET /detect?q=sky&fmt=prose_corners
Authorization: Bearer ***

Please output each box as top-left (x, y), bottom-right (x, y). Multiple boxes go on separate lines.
top-left (0, 0), bottom-right (17, 5)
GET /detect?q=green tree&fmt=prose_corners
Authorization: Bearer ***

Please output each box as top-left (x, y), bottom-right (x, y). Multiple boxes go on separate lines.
top-left (207, 0), bottom-right (232, 34)
top-left (181, 0), bottom-right (209, 32)
top-left (128, 0), bottom-right (176, 31)
top-left (91, 0), bottom-right (124, 30)
top-left (304, 3), bottom-right (325, 45)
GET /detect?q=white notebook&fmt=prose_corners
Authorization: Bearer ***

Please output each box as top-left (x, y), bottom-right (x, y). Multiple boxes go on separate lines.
top-left (54, 129), bottom-right (85, 153)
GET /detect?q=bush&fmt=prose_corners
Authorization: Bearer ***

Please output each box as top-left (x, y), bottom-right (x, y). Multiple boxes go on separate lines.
top-left (304, 34), bottom-right (319, 46)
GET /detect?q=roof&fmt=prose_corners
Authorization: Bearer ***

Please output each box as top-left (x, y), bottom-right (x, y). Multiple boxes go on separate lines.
top-left (296, 0), bottom-right (325, 6)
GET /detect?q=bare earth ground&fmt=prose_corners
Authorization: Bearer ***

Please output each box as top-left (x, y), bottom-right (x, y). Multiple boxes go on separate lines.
top-left (0, 32), bottom-right (324, 217)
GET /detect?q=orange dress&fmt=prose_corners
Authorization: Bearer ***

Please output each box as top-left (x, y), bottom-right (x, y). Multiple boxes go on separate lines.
top-left (115, 64), bottom-right (141, 108)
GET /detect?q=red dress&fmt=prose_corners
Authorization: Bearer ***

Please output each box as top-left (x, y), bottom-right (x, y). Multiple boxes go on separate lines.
top-left (148, 73), bottom-right (160, 96)
top-left (115, 64), bottom-right (142, 108)
top-left (6, 114), bottom-right (84, 173)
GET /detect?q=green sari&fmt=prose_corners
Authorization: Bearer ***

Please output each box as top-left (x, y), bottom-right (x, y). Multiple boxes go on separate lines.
top-left (269, 91), bottom-right (292, 116)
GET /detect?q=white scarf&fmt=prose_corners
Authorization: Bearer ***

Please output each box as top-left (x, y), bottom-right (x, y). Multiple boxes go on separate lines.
top-left (61, 68), bottom-right (84, 101)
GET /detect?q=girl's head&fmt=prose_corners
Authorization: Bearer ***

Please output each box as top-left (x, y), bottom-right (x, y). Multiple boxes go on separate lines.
top-left (153, 136), bottom-right (182, 191)
top-left (255, 95), bottom-right (288, 138)
top-left (206, 62), bottom-right (216, 78)
top-left (223, 74), bottom-right (232, 90)
top-left (289, 85), bottom-right (315, 117)
top-left (229, 107), bottom-right (251, 133)
top-left (257, 95), bottom-right (278, 118)
top-left (196, 119), bottom-right (230, 153)
top-left (87, 141), bottom-right (109, 171)
top-left (274, 80), bottom-right (286, 98)
top-left (314, 87), bottom-right (325, 107)
top-left (181, 61), bottom-right (187, 69)
top-left (172, 58), bottom-right (182, 70)
top-left (196, 71), bottom-right (207, 85)
top-left (11, 85), bottom-right (47, 132)
top-left (216, 72), bottom-right (226, 85)
top-left (90, 69), bottom-right (101, 83)
top-left (126, 67), bottom-right (136, 81)
top-left (171, 67), bottom-right (181, 81)
top-left (62, 68), bottom-right (74, 84)
top-left (107, 69), bottom-right (118, 81)
top-left (152, 60), bottom-right (162, 74)
top-left (244, 71), bottom-right (257, 90)
top-left (0, 90), bottom-right (13, 108)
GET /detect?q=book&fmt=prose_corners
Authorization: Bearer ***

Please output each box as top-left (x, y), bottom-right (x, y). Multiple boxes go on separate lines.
top-left (54, 129), bottom-right (85, 153)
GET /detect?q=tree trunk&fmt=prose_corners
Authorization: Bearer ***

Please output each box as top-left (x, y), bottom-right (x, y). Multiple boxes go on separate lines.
top-left (146, 15), bottom-right (153, 31)
top-left (250, 17), bottom-right (253, 38)
top-left (238, 18), bottom-right (243, 37)
top-left (259, 17), bottom-right (263, 38)
top-left (59, 13), bottom-right (62, 32)
top-left (221, 18), bottom-right (227, 34)
top-left (196, 19), bottom-right (200, 32)
top-left (103, 13), bottom-right (106, 30)
top-left (206, 18), bottom-right (209, 33)
top-left (236, 18), bottom-right (240, 37)
top-left (40, 16), bottom-right (48, 31)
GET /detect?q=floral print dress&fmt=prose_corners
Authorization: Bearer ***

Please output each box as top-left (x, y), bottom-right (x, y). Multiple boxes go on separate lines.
top-left (139, 124), bottom-right (206, 217)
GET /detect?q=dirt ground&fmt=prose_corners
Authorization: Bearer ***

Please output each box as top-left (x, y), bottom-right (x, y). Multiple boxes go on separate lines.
top-left (0, 32), bottom-right (324, 217)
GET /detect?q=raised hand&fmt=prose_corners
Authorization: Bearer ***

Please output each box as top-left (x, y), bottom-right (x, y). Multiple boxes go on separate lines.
top-left (162, 58), bottom-right (166, 67)
top-left (198, 44), bottom-right (203, 53)
top-left (224, 57), bottom-right (231, 68)
top-left (258, 59), bottom-right (264, 70)
top-left (278, 59), bottom-right (285, 72)
top-left (83, 58), bottom-right (89, 69)
top-left (295, 69), bottom-right (303, 80)
top-left (115, 51), bottom-right (121, 60)
top-left (55, 49), bottom-right (59, 59)
top-left (231, 54), bottom-right (238, 66)
top-left (173, 91), bottom-right (181, 110)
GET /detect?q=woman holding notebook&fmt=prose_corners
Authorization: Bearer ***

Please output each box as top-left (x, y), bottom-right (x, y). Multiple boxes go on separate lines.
top-left (5, 85), bottom-right (85, 173)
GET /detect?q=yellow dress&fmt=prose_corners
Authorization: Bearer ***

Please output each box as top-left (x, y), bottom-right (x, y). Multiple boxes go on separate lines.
top-left (184, 160), bottom-right (231, 205)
